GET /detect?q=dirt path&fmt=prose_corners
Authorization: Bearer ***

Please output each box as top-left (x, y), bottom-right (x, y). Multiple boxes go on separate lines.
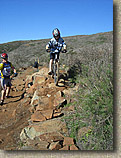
top-left (0, 66), bottom-right (78, 150)
top-left (0, 67), bottom-right (35, 150)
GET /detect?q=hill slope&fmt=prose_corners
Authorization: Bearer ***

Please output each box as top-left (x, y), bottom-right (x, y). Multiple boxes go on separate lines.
top-left (0, 31), bottom-right (113, 69)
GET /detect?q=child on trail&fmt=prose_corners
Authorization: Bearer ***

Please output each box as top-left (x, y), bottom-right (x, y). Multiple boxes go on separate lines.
top-left (0, 53), bottom-right (17, 105)
top-left (46, 28), bottom-right (67, 75)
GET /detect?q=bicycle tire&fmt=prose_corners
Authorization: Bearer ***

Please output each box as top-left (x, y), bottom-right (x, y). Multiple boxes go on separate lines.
top-left (54, 62), bottom-right (59, 86)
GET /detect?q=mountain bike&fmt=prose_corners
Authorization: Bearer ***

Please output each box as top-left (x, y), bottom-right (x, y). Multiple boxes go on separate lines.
top-left (51, 51), bottom-right (59, 86)
top-left (47, 42), bottom-right (66, 86)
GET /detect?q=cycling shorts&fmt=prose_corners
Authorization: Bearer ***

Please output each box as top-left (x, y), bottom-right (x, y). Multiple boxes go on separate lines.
top-left (50, 52), bottom-right (60, 60)
top-left (1, 77), bottom-right (12, 89)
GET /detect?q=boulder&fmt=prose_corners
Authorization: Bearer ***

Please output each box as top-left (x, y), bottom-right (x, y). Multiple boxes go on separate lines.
top-left (35, 96), bottom-right (49, 111)
top-left (32, 67), bottom-right (48, 79)
top-left (53, 112), bottom-right (63, 118)
top-left (63, 137), bottom-right (75, 146)
top-left (40, 109), bottom-right (53, 120)
top-left (31, 111), bottom-right (46, 122)
top-left (70, 145), bottom-right (78, 150)
top-left (49, 141), bottom-right (62, 150)
top-left (38, 67), bottom-right (48, 76)
top-left (59, 145), bottom-right (69, 150)
top-left (77, 126), bottom-right (92, 139)
top-left (53, 96), bottom-right (66, 107)
top-left (25, 75), bottom-right (33, 88)
top-left (39, 132), bottom-right (64, 143)
top-left (27, 138), bottom-right (49, 150)
top-left (31, 90), bottom-right (39, 106)
top-left (48, 83), bottom-right (56, 88)
top-left (35, 103), bottom-right (46, 111)
top-left (26, 83), bottom-right (37, 96)
top-left (34, 75), bottom-right (46, 85)
top-left (16, 85), bottom-right (25, 91)
top-left (30, 118), bottom-right (69, 136)
top-left (20, 127), bottom-right (41, 142)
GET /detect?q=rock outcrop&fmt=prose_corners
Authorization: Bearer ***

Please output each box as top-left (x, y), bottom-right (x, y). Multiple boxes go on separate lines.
top-left (17, 67), bottom-right (79, 150)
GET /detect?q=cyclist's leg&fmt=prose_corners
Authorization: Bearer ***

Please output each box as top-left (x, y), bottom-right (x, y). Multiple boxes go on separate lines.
top-left (57, 52), bottom-right (60, 60)
top-left (48, 53), bottom-right (54, 74)
top-left (55, 52), bottom-right (60, 63)
top-left (54, 53), bottom-right (59, 85)
top-left (6, 78), bottom-right (12, 97)
top-left (6, 87), bottom-right (11, 98)
top-left (0, 78), bottom-right (7, 105)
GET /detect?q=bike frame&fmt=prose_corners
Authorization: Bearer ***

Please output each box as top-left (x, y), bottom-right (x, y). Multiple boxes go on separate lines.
top-left (52, 53), bottom-right (59, 86)
top-left (48, 42), bottom-right (65, 86)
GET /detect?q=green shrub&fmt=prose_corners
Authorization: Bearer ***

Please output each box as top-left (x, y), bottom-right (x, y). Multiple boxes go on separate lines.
top-left (62, 54), bottom-right (113, 150)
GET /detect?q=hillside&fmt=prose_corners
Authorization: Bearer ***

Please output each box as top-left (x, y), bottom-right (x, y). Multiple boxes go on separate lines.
top-left (0, 31), bottom-right (113, 150)
top-left (0, 31), bottom-right (113, 69)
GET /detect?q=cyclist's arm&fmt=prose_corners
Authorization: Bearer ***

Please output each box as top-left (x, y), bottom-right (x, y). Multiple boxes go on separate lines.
top-left (61, 40), bottom-right (67, 52)
top-left (46, 40), bottom-right (53, 52)
top-left (0, 63), bottom-right (4, 70)
top-left (62, 39), bottom-right (66, 48)
top-left (10, 63), bottom-right (16, 73)
top-left (47, 39), bottom-right (53, 48)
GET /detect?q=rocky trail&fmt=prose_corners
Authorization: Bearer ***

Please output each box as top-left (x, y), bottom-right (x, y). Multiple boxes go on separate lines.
top-left (0, 66), bottom-right (79, 150)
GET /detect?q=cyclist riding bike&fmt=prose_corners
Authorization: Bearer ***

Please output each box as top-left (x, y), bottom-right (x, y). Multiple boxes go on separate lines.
top-left (0, 53), bottom-right (17, 105)
top-left (46, 28), bottom-right (67, 75)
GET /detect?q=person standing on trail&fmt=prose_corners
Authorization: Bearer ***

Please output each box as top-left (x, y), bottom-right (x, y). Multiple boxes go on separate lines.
top-left (0, 53), bottom-right (17, 105)
top-left (46, 28), bottom-right (67, 75)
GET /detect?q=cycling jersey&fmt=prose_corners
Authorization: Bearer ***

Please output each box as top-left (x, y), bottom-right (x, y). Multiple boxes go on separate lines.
top-left (0, 62), bottom-right (14, 78)
top-left (47, 37), bottom-right (66, 53)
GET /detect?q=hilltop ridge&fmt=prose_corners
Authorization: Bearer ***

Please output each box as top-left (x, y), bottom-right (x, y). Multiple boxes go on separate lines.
top-left (0, 31), bottom-right (113, 69)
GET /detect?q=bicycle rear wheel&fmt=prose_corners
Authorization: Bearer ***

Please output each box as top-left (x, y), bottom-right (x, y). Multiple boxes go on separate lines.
top-left (53, 62), bottom-right (59, 86)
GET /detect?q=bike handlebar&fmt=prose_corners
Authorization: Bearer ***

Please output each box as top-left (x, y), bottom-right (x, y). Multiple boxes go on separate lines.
top-left (46, 49), bottom-right (67, 54)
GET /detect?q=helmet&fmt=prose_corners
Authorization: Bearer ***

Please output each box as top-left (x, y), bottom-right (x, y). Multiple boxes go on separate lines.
top-left (52, 28), bottom-right (60, 38)
top-left (1, 53), bottom-right (8, 59)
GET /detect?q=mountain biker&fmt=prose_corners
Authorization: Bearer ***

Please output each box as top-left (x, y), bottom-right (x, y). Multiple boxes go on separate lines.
top-left (0, 53), bottom-right (17, 105)
top-left (46, 28), bottom-right (67, 75)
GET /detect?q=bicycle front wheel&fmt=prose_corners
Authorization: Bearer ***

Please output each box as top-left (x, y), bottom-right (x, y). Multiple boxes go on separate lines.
top-left (53, 62), bottom-right (59, 86)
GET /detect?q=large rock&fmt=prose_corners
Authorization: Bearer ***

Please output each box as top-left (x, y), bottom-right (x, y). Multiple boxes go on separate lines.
top-left (32, 67), bottom-right (48, 79)
top-left (59, 145), bottom-right (69, 150)
top-left (31, 90), bottom-right (39, 106)
top-left (12, 78), bottom-right (25, 86)
top-left (53, 96), bottom-right (66, 107)
top-left (70, 145), bottom-right (78, 150)
top-left (26, 83), bottom-right (37, 96)
top-left (20, 118), bottom-right (69, 143)
top-left (25, 75), bottom-right (33, 88)
top-left (31, 118), bottom-right (69, 136)
top-left (39, 132), bottom-right (64, 143)
top-left (40, 109), bottom-right (53, 120)
top-left (34, 75), bottom-right (46, 85)
top-left (27, 138), bottom-right (49, 150)
top-left (49, 141), bottom-right (62, 150)
top-left (37, 67), bottom-right (48, 76)
top-left (20, 126), bottom-right (41, 142)
top-left (16, 84), bottom-right (25, 91)
top-left (77, 126), bottom-right (92, 138)
top-left (31, 111), bottom-right (46, 122)
top-left (35, 103), bottom-right (47, 111)
top-left (35, 96), bottom-right (50, 111)
top-left (63, 137), bottom-right (74, 146)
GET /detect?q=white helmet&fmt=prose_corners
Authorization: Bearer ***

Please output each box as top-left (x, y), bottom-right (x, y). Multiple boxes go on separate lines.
top-left (52, 28), bottom-right (60, 38)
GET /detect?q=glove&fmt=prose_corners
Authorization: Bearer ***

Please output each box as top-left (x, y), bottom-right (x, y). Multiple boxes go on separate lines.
top-left (14, 73), bottom-right (18, 77)
top-left (62, 49), bottom-right (67, 53)
top-left (46, 49), bottom-right (51, 53)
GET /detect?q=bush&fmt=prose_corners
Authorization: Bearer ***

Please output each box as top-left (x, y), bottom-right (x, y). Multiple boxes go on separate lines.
top-left (62, 45), bottom-right (113, 150)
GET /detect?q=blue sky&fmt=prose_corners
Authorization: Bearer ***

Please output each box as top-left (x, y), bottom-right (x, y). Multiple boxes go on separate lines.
top-left (0, 0), bottom-right (113, 44)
